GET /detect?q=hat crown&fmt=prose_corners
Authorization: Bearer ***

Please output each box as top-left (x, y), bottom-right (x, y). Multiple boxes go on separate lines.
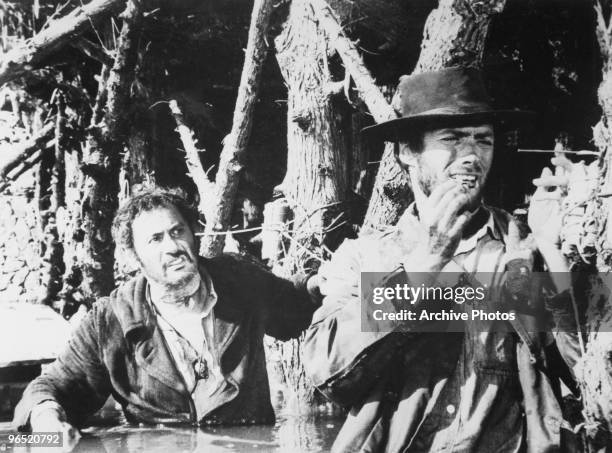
top-left (392, 66), bottom-right (493, 118)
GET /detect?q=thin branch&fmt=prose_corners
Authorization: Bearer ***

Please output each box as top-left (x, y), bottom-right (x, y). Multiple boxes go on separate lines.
top-left (168, 99), bottom-right (214, 214)
top-left (308, 0), bottom-right (396, 123)
top-left (0, 122), bottom-right (55, 179)
top-left (71, 37), bottom-right (114, 66)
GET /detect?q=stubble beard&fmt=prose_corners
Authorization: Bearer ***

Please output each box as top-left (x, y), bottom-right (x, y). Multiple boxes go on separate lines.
top-left (144, 259), bottom-right (202, 304)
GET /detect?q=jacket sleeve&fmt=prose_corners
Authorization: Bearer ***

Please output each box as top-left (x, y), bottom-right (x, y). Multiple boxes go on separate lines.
top-left (260, 267), bottom-right (322, 341)
top-left (13, 302), bottom-right (112, 430)
top-left (302, 238), bottom-right (410, 407)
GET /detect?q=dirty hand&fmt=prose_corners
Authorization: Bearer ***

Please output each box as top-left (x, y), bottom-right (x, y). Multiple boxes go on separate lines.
top-left (410, 180), bottom-right (474, 270)
top-left (30, 405), bottom-right (81, 452)
top-left (528, 155), bottom-right (571, 246)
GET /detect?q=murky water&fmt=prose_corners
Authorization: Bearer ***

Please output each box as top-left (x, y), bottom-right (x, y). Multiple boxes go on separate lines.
top-left (71, 411), bottom-right (342, 453)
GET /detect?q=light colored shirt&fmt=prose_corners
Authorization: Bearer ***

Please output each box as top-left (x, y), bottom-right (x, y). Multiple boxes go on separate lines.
top-left (148, 268), bottom-right (223, 402)
top-left (404, 205), bottom-right (523, 452)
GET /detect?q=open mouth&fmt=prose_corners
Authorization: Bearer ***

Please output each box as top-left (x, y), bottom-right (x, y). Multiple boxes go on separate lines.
top-left (450, 173), bottom-right (479, 189)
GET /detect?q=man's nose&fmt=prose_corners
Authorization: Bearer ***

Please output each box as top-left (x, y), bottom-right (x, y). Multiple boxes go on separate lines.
top-left (160, 234), bottom-right (181, 254)
top-left (456, 137), bottom-right (481, 155)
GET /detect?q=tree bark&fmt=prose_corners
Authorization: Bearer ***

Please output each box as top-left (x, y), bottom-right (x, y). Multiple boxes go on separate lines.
top-left (78, 0), bottom-right (141, 303)
top-left (169, 99), bottom-right (214, 216)
top-left (199, 0), bottom-right (275, 258)
top-left (0, 0), bottom-right (125, 87)
top-left (363, 0), bottom-right (508, 230)
top-left (273, 0), bottom-right (350, 412)
top-left (571, 3), bottom-right (612, 448)
top-left (0, 122), bottom-right (55, 179)
top-left (37, 95), bottom-right (66, 306)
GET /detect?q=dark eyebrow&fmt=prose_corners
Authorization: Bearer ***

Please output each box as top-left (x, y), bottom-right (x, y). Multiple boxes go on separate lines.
top-left (474, 131), bottom-right (494, 139)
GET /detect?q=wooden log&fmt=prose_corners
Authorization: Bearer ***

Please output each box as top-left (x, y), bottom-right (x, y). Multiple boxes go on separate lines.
top-left (362, 0), bottom-right (508, 230)
top-left (79, 0), bottom-right (141, 303)
top-left (199, 0), bottom-right (275, 258)
top-left (168, 99), bottom-right (214, 216)
top-left (0, 122), bottom-right (54, 179)
top-left (0, 0), bottom-right (125, 87)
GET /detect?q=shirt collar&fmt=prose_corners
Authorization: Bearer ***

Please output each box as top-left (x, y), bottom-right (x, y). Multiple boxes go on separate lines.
top-left (398, 202), bottom-right (500, 255)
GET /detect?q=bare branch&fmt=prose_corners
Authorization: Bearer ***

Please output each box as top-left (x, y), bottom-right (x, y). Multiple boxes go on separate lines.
top-left (168, 99), bottom-right (214, 214)
top-left (309, 0), bottom-right (396, 123)
top-left (71, 37), bottom-right (114, 66)
top-left (199, 0), bottom-right (275, 257)
top-left (0, 122), bottom-right (55, 179)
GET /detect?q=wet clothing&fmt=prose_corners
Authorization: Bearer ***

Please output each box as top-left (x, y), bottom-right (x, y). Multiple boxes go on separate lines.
top-left (14, 254), bottom-right (320, 428)
top-left (304, 205), bottom-right (580, 452)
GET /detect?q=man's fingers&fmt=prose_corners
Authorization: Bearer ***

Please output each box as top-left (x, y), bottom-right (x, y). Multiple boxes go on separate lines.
top-left (532, 175), bottom-right (569, 187)
top-left (438, 191), bottom-right (471, 231)
top-left (428, 180), bottom-right (459, 206)
top-left (551, 155), bottom-right (573, 173)
top-left (447, 211), bottom-right (471, 239)
top-left (532, 186), bottom-right (562, 201)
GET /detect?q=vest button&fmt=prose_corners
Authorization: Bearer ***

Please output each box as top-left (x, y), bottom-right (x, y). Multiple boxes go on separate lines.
top-left (446, 404), bottom-right (456, 415)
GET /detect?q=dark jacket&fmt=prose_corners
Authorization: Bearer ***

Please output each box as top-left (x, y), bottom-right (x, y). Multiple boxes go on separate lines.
top-left (303, 206), bottom-right (581, 452)
top-left (14, 254), bottom-right (320, 429)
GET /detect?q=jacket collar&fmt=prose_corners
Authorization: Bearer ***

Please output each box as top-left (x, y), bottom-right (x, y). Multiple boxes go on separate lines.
top-left (109, 258), bottom-right (244, 386)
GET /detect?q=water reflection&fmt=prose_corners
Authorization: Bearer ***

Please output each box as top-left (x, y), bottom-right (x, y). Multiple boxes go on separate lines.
top-left (70, 411), bottom-right (342, 453)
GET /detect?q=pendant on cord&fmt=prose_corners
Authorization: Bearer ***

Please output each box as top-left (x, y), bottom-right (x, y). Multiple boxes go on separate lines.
top-left (194, 358), bottom-right (209, 380)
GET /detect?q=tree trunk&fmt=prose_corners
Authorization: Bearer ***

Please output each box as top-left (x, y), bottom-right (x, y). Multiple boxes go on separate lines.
top-left (199, 0), bottom-right (274, 258)
top-left (37, 95), bottom-right (66, 306)
top-left (363, 0), bottom-right (508, 230)
top-left (273, 0), bottom-right (350, 412)
top-left (169, 99), bottom-right (213, 217)
top-left (0, 0), bottom-right (125, 87)
top-left (78, 0), bottom-right (141, 304)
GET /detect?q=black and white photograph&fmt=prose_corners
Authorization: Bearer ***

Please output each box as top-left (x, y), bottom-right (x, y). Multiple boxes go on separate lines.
top-left (0, 0), bottom-right (611, 451)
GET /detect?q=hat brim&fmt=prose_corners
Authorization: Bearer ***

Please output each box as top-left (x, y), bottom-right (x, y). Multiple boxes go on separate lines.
top-left (362, 110), bottom-right (535, 142)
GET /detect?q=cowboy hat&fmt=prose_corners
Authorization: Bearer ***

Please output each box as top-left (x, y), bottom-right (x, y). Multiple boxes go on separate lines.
top-left (362, 66), bottom-right (533, 141)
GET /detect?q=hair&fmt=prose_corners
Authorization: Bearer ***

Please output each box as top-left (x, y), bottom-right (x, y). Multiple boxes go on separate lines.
top-left (111, 186), bottom-right (200, 257)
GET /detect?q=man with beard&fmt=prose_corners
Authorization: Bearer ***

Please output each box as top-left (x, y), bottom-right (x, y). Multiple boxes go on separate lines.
top-left (303, 67), bottom-right (581, 452)
top-left (13, 187), bottom-right (321, 447)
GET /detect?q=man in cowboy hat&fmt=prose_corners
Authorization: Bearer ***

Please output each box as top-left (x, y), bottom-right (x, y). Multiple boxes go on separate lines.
top-left (303, 67), bottom-right (581, 452)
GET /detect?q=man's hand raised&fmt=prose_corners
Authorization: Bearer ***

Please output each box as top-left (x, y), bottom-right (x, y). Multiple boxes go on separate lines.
top-left (409, 180), bottom-right (474, 271)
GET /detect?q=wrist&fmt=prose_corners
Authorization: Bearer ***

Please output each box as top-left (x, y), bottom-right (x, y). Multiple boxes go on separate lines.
top-left (30, 401), bottom-right (66, 427)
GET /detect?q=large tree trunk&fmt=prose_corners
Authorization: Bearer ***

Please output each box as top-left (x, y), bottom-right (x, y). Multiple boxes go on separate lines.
top-left (363, 0), bottom-right (508, 230)
top-left (273, 0), bottom-right (349, 413)
top-left (78, 0), bottom-right (141, 304)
